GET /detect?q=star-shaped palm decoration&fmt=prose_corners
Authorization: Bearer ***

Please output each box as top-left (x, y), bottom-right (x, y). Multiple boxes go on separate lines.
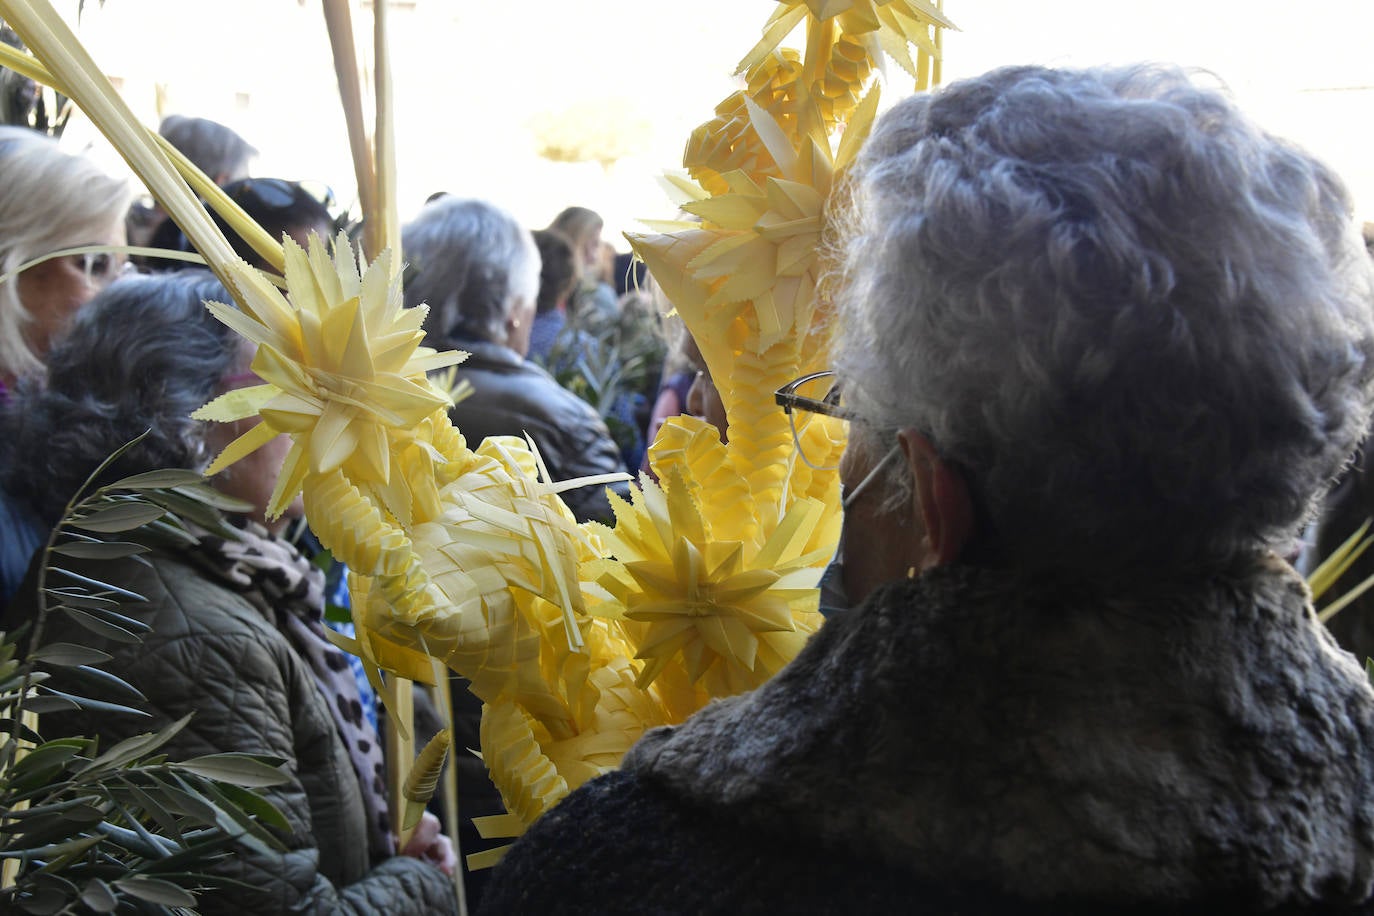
top-left (194, 234), bottom-right (463, 523)
top-left (589, 417), bottom-right (832, 698)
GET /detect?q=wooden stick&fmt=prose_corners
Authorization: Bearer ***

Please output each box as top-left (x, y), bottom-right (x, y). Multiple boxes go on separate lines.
top-left (372, 0), bottom-right (400, 261)
top-left (385, 675), bottom-right (415, 851)
top-left (436, 677), bottom-right (468, 914)
top-left (321, 0), bottom-right (380, 259)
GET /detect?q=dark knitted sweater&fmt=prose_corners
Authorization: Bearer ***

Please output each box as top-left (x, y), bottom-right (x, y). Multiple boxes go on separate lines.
top-left (483, 556), bottom-right (1374, 914)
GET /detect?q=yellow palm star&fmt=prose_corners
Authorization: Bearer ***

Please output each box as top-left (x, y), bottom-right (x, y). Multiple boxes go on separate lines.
top-left (590, 418), bottom-right (831, 697)
top-left (194, 233), bottom-right (463, 521)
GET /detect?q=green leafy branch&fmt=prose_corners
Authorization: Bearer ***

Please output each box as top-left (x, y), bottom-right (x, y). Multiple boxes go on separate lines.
top-left (0, 434), bottom-right (290, 914)
top-left (538, 303), bottom-right (667, 457)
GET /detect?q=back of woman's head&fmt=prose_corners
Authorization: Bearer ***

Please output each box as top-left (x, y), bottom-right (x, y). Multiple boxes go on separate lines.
top-left (402, 197), bottom-right (539, 346)
top-left (836, 64), bottom-right (1374, 575)
top-left (532, 228), bottom-right (577, 315)
top-left (214, 177), bottom-right (335, 267)
top-left (548, 206), bottom-right (602, 245)
top-left (0, 127), bottom-right (133, 379)
top-left (157, 115), bottom-right (256, 184)
top-left (2, 270), bottom-right (239, 523)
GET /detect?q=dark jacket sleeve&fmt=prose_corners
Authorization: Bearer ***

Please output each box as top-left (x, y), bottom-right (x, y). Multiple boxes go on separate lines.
top-left (553, 399), bottom-right (632, 525)
top-left (447, 347), bottom-right (630, 526)
top-left (38, 557), bottom-right (456, 915)
top-left (0, 490), bottom-right (45, 615)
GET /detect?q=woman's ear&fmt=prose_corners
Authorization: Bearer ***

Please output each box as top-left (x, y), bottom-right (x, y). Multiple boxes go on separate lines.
top-left (897, 429), bottom-right (973, 569)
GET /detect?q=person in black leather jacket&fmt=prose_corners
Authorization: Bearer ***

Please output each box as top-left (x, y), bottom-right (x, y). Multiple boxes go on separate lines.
top-left (402, 197), bottom-right (629, 525)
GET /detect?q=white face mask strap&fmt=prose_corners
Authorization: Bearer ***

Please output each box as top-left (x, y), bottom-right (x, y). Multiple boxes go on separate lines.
top-left (842, 443), bottom-right (902, 511)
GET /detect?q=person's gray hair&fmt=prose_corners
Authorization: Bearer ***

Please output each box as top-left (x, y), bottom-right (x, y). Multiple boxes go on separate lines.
top-left (0, 271), bottom-right (241, 524)
top-left (0, 126), bottom-right (133, 380)
top-left (402, 197), bottom-right (540, 347)
top-left (834, 64), bottom-right (1374, 574)
top-left (157, 114), bottom-right (256, 183)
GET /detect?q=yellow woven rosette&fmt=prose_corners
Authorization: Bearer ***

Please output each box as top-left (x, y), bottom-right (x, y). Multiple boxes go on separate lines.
top-left (0, 0), bottom-right (954, 877)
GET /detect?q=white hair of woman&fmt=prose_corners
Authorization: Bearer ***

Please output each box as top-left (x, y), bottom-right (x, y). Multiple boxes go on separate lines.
top-left (402, 197), bottom-right (540, 351)
top-left (834, 64), bottom-right (1374, 577)
top-left (0, 126), bottom-right (133, 382)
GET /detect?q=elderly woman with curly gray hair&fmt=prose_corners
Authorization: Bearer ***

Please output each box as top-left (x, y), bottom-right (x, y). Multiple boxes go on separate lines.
top-left (480, 65), bottom-right (1374, 914)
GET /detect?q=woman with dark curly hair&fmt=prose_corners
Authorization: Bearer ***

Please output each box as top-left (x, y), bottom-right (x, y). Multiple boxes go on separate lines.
top-left (0, 271), bottom-right (458, 915)
top-left (483, 65), bottom-right (1374, 914)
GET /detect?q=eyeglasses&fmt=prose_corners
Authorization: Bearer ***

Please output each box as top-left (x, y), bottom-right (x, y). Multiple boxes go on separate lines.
top-left (225, 178), bottom-right (351, 239)
top-left (775, 370), bottom-right (848, 470)
top-left (842, 444), bottom-right (901, 510)
top-left (76, 251), bottom-right (135, 284)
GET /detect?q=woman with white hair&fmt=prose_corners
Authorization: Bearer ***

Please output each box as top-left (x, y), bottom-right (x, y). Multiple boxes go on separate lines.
top-left (403, 196), bottom-right (629, 525)
top-left (0, 126), bottom-right (132, 396)
top-left (481, 65), bottom-right (1374, 913)
top-left (0, 127), bottom-right (132, 600)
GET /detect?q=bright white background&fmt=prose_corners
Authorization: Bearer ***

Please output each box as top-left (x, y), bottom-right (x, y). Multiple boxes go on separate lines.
top-left (51, 0), bottom-right (1374, 243)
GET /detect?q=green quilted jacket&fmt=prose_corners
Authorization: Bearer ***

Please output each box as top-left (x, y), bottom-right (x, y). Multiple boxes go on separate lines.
top-left (24, 546), bottom-right (457, 915)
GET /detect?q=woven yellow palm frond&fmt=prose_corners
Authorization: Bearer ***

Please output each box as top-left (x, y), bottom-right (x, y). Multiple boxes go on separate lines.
top-left (473, 636), bottom-right (667, 847)
top-left (334, 435), bottom-right (613, 708)
top-left (480, 655), bottom-right (664, 821)
top-left (684, 50), bottom-right (802, 196)
top-left (727, 344), bottom-right (813, 511)
top-left (596, 1), bottom-right (956, 732)
top-left (646, 418), bottom-right (757, 545)
top-left (739, 0), bottom-right (955, 90)
top-left (478, 697), bottom-right (571, 834)
top-left (548, 653), bottom-right (665, 778)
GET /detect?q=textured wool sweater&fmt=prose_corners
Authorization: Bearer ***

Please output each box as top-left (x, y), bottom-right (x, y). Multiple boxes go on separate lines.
top-left (483, 555), bottom-right (1374, 914)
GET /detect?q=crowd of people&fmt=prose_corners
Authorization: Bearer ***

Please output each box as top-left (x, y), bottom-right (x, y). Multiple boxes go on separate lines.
top-left (2, 61), bottom-right (1374, 914)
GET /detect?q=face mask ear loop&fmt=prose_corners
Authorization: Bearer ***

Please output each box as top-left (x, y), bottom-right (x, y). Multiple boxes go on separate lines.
top-left (842, 444), bottom-right (901, 511)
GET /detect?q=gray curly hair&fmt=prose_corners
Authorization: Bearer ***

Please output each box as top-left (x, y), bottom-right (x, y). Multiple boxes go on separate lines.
top-left (1, 271), bottom-right (241, 524)
top-left (402, 197), bottom-right (540, 347)
top-left (834, 64), bottom-right (1374, 574)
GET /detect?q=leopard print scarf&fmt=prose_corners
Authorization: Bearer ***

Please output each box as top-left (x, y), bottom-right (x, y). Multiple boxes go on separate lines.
top-left (191, 522), bottom-right (395, 860)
